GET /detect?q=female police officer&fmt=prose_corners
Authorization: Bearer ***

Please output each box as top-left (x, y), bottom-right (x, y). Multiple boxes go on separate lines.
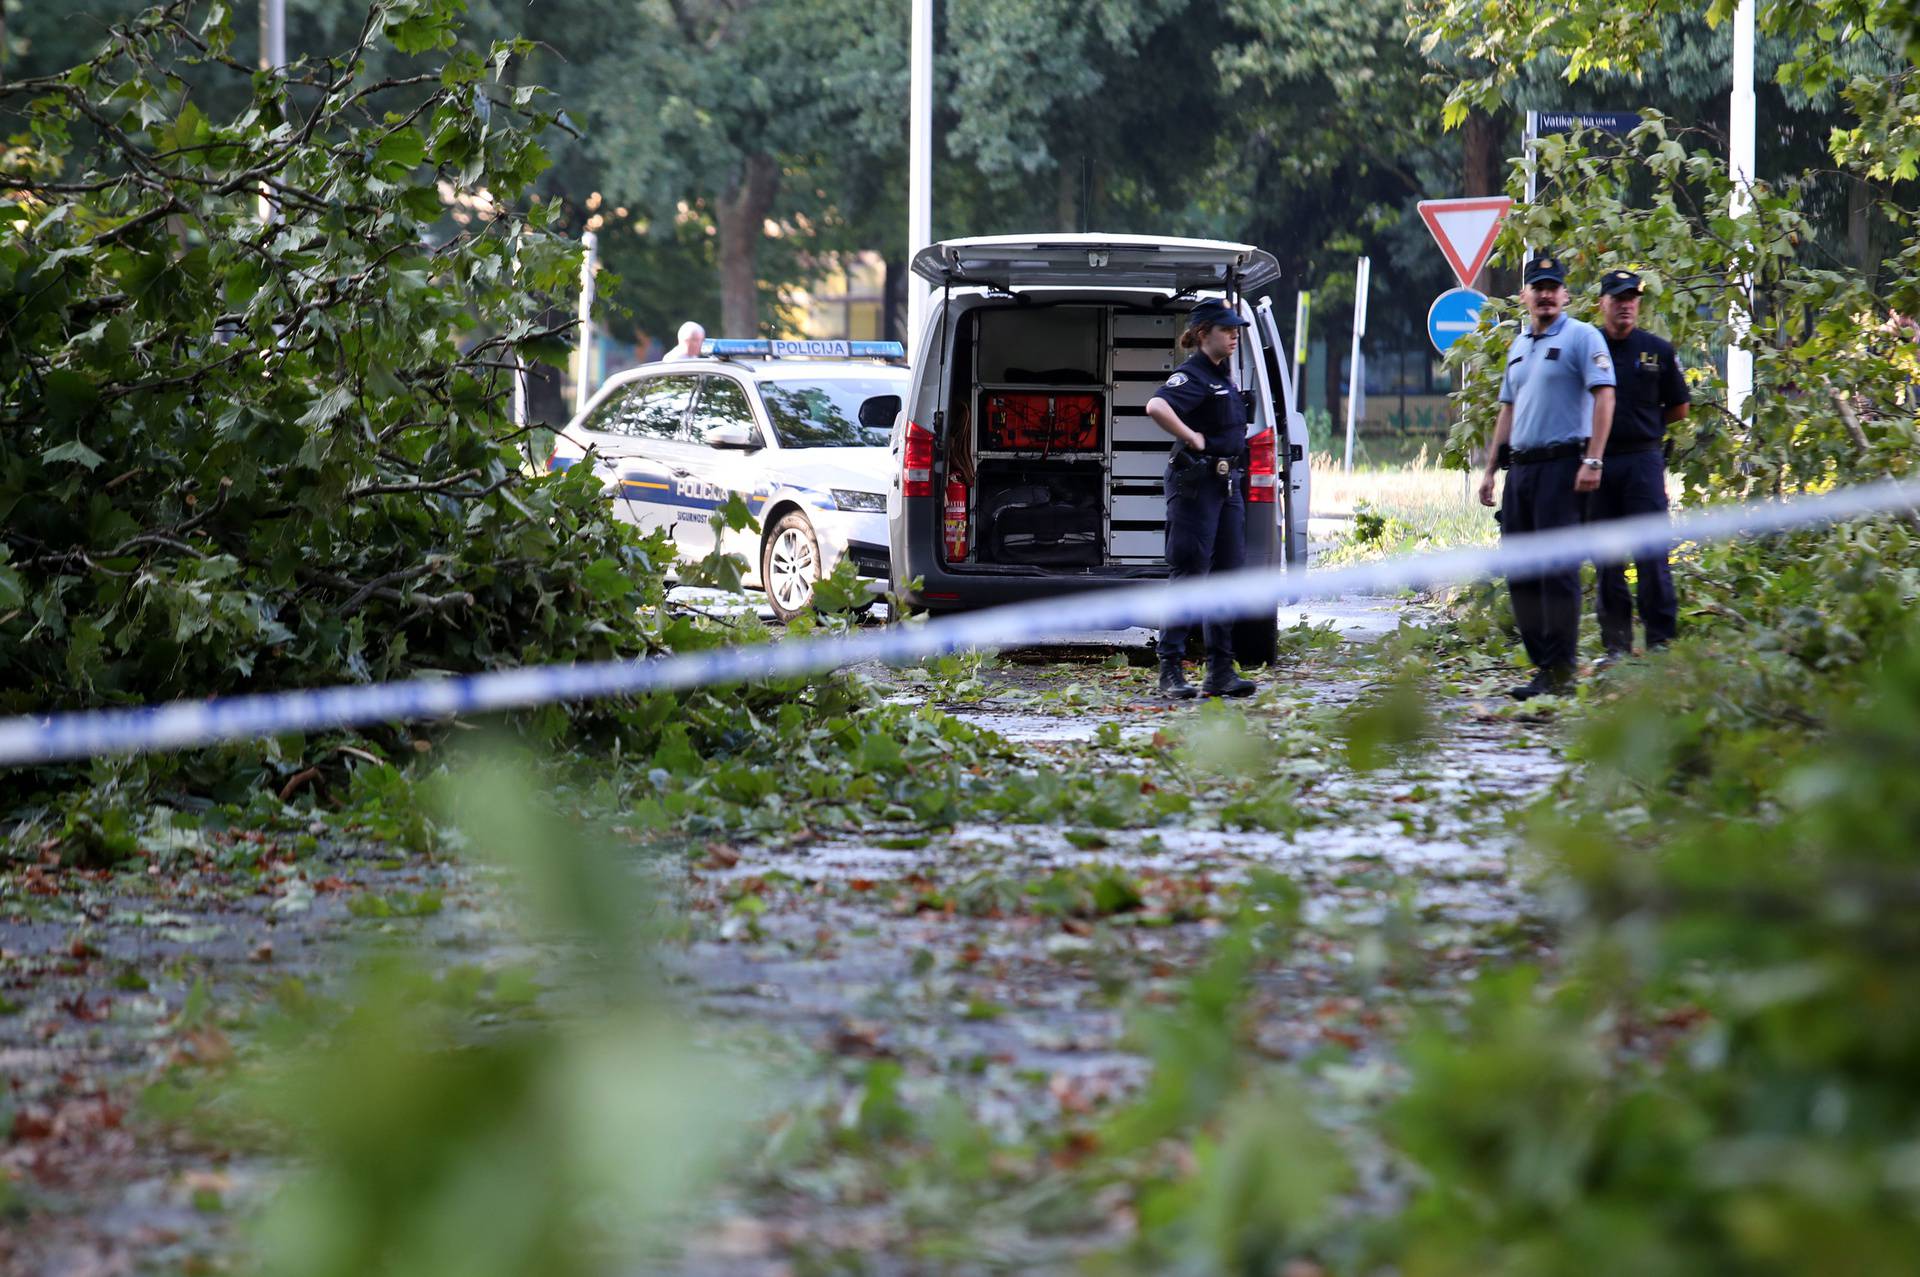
top-left (1144, 299), bottom-right (1258, 700)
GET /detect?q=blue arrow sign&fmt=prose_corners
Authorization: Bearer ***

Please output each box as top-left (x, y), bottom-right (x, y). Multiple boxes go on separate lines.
top-left (1427, 287), bottom-right (1487, 354)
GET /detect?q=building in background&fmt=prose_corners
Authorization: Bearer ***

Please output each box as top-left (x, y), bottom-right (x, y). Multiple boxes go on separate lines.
top-left (790, 252), bottom-right (888, 341)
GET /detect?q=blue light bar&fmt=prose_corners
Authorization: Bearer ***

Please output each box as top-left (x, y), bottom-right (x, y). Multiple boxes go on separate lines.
top-left (704, 338), bottom-right (906, 361)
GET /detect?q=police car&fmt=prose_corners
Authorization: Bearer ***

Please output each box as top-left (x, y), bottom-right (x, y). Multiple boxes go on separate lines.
top-left (549, 339), bottom-right (905, 620)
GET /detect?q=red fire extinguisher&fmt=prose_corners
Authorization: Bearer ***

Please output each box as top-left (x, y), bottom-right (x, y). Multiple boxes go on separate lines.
top-left (943, 479), bottom-right (969, 562)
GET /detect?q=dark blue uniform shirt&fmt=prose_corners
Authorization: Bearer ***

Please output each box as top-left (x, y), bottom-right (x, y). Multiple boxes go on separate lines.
top-left (1602, 328), bottom-right (1689, 455)
top-left (1154, 352), bottom-right (1249, 456)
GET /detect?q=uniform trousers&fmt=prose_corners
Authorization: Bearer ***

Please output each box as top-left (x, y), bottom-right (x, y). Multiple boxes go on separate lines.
top-left (1501, 454), bottom-right (1585, 671)
top-left (1161, 460), bottom-right (1245, 665)
top-left (1590, 450), bottom-right (1677, 651)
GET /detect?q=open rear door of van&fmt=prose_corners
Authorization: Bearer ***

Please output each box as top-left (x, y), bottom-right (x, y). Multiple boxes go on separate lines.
top-left (1255, 297), bottom-right (1312, 566)
top-left (911, 234), bottom-right (1281, 294)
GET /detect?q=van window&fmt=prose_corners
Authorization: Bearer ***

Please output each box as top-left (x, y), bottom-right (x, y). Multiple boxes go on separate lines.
top-left (760, 377), bottom-right (901, 448)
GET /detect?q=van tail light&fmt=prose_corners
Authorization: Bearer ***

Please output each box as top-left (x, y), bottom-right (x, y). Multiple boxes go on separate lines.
top-left (1247, 428), bottom-right (1277, 504)
top-left (1244, 430), bottom-right (1274, 506)
top-left (903, 420), bottom-right (934, 498)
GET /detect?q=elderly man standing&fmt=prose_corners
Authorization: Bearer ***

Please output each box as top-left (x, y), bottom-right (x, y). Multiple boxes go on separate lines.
top-left (1592, 269), bottom-right (1689, 661)
top-left (1477, 255), bottom-right (1616, 700)
top-left (665, 320), bottom-right (705, 361)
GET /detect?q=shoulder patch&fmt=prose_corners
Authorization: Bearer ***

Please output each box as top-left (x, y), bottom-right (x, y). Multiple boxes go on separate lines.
top-left (1165, 372), bottom-right (1189, 388)
top-left (1593, 352), bottom-right (1613, 371)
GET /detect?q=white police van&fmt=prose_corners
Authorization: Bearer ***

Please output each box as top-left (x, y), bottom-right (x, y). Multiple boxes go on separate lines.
top-left (888, 235), bottom-right (1309, 663)
top-left (549, 339), bottom-right (905, 620)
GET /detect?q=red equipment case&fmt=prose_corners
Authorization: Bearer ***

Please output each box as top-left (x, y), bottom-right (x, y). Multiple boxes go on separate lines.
top-left (980, 391), bottom-right (1102, 453)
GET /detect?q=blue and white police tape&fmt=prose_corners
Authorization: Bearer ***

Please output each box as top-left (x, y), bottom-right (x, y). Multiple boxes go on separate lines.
top-left (3, 477), bottom-right (1917, 768)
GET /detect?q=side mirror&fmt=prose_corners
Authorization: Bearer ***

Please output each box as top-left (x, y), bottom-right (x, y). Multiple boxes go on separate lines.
top-left (703, 421), bottom-right (760, 450)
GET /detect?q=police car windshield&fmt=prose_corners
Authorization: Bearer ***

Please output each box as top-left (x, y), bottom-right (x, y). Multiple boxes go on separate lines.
top-left (759, 377), bottom-right (901, 448)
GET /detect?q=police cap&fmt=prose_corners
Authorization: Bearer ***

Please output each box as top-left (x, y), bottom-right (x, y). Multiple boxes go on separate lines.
top-left (1186, 299), bottom-right (1251, 330)
top-left (1600, 269), bottom-right (1643, 297)
top-left (1523, 255), bottom-right (1567, 286)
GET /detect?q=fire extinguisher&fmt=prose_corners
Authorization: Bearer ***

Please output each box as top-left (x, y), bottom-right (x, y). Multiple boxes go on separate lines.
top-left (943, 478), bottom-right (969, 562)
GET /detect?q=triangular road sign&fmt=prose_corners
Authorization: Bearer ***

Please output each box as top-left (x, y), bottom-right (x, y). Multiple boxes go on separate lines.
top-left (1418, 197), bottom-right (1512, 290)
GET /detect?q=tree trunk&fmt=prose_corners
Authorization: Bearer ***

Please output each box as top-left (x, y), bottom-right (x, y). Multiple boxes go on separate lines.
top-left (1463, 108), bottom-right (1512, 293)
top-left (1055, 163), bottom-right (1077, 231)
top-left (714, 153), bottom-right (779, 337)
top-left (882, 254), bottom-right (905, 344)
top-left (1849, 176), bottom-right (1873, 285)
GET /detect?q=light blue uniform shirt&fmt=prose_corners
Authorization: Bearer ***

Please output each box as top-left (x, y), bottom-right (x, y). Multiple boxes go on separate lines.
top-left (1498, 314), bottom-right (1615, 450)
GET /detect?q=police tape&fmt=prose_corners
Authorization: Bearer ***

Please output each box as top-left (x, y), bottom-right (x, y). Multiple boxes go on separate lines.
top-left (2, 477), bottom-right (1916, 768)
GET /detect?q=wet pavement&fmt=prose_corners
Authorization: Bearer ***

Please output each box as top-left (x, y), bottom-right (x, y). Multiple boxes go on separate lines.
top-left (665, 608), bottom-right (1567, 1271)
top-left (1, 578), bottom-right (1568, 1274)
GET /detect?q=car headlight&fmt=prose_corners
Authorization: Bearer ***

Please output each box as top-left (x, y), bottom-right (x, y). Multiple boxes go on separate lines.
top-left (831, 488), bottom-right (885, 512)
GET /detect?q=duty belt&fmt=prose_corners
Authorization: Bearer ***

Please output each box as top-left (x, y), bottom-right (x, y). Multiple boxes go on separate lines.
top-left (1508, 440), bottom-right (1588, 466)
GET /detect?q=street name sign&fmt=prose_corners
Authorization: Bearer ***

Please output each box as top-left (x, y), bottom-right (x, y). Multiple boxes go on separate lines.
top-left (1533, 111), bottom-right (1640, 136)
top-left (1427, 287), bottom-right (1487, 354)
top-left (1417, 196), bottom-right (1511, 290)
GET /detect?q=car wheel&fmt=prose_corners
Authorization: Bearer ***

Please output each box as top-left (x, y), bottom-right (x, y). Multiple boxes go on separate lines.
top-left (762, 512), bottom-right (820, 622)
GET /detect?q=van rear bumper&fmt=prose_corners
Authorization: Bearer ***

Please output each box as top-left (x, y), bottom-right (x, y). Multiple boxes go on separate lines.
top-left (890, 498), bottom-right (1281, 611)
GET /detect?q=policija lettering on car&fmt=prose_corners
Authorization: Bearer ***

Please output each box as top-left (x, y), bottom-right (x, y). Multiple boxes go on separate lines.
top-left (674, 477), bottom-right (728, 502)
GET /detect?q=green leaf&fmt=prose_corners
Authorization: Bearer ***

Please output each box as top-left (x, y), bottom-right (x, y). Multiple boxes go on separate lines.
top-left (374, 127), bottom-right (427, 175)
top-left (580, 557), bottom-right (633, 602)
top-left (41, 439), bottom-right (106, 471)
top-left (42, 370), bottom-right (99, 426)
top-left (401, 185), bottom-right (445, 222)
top-left (296, 385), bottom-right (356, 430)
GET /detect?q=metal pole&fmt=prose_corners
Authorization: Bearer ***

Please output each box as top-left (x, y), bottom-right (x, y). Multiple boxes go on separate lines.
top-left (1727, 0), bottom-right (1756, 425)
top-left (257, 0), bottom-right (285, 224)
top-left (574, 230), bottom-right (598, 416)
top-left (906, 0), bottom-right (933, 357)
top-left (512, 360), bottom-right (529, 431)
top-left (1292, 290), bottom-right (1311, 394)
top-left (1343, 256), bottom-right (1370, 473)
top-left (261, 0), bottom-right (285, 69)
top-left (1522, 109), bottom-right (1538, 264)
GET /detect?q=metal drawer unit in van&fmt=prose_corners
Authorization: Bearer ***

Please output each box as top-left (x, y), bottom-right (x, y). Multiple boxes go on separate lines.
top-left (1108, 312), bottom-right (1184, 563)
top-left (969, 383), bottom-right (1112, 568)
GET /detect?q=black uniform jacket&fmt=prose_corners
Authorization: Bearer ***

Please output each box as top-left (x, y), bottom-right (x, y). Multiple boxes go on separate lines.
top-left (1153, 352), bottom-right (1249, 457)
top-left (1603, 328), bottom-right (1689, 455)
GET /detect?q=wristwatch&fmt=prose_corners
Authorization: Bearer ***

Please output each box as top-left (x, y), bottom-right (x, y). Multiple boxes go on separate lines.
top-left (1581, 457), bottom-right (1604, 470)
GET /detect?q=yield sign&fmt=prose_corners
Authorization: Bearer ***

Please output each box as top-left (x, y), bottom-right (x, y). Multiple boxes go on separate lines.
top-left (1417, 197), bottom-right (1512, 290)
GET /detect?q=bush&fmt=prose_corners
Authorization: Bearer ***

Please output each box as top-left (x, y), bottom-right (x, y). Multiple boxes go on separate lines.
top-left (0, 1), bottom-right (647, 729)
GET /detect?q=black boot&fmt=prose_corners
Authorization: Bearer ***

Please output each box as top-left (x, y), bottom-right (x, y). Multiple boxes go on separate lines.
top-left (1201, 657), bottom-right (1257, 698)
top-left (1509, 663), bottom-right (1575, 701)
top-left (1157, 657), bottom-right (1197, 700)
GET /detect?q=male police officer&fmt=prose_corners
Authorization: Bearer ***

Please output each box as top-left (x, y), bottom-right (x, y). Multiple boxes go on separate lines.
top-left (1146, 299), bottom-right (1257, 700)
top-left (1477, 255), bottom-right (1616, 700)
top-left (1592, 269), bottom-right (1688, 660)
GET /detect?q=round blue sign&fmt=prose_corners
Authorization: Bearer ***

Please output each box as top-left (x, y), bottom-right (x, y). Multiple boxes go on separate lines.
top-left (1427, 287), bottom-right (1488, 354)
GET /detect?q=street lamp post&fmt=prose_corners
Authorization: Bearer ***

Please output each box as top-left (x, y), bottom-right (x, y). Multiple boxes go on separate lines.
top-left (906, 0), bottom-right (933, 356)
top-left (1728, 0), bottom-right (1756, 425)
top-left (574, 230), bottom-right (598, 416)
top-left (257, 0), bottom-right (285, 224)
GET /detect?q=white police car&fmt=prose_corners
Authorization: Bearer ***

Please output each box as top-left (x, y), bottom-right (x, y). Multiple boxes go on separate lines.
top-left (548, 339), bottom-right (904, 620)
